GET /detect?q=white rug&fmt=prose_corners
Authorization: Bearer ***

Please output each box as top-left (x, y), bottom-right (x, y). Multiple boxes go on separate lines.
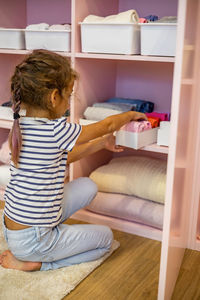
top-left (0, 210), bottom-right (120, 300)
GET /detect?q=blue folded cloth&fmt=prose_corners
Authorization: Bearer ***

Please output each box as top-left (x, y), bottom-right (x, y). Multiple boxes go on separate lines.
top-left (93, 102), bottom-right (135, 112)
top-left (145, 15), bottom-right (159, 22)
top-left (106, 98), bottom-right (154, 113)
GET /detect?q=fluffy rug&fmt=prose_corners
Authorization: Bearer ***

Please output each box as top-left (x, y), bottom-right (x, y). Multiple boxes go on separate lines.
top-left (0, 210), bottom-right (120, 300)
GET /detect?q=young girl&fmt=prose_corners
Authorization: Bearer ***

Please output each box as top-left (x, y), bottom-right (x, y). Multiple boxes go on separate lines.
top-left (0, 49), bottom-right (146, 272)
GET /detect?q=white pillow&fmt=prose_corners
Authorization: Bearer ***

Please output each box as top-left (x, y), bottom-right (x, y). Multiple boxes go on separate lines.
top-left (0, 165), bottom-right (10, 187)
top-left (89, 156), bottom-right (167, 204)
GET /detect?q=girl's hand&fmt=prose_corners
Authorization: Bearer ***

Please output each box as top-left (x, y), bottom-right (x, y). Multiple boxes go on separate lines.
top-left (104, 133), bottom-right (124, 153)
top-left (131, 111), bottom-right (148, 121)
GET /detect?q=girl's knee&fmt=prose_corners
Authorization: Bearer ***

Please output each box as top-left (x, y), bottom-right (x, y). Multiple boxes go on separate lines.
top-left (80, 177), bottom-right (98, 204)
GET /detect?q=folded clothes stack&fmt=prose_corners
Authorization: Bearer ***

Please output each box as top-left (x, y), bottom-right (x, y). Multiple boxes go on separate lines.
top-left (145, 112), bottom-right (170, 128)
top-left (82, 9), bottom-right (139, 24)
top-left (83, 98), bottom-right (154, 121)
top-left (26, 23), bottom-right (71, 30)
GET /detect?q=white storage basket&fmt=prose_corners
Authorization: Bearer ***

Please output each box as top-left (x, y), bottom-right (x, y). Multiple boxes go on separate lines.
top-left (0, 28), bottom-right (25, 49)
top-left (25, 30), bottom-right (71, 52)
top-left (140, 23), bottom-right (177, 56)
top-left (80, 22), bottom-right (140, 55)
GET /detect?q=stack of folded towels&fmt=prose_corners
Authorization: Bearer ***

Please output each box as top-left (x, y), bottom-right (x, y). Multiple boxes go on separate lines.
top-left (87, 155), bottom-right (167, 229)
top-left (26, 23), bottom-right (71, 30)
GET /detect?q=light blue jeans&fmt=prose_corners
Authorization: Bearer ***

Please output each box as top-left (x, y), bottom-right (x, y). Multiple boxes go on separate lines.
top-left (2, 177), bottom-right (113, 271)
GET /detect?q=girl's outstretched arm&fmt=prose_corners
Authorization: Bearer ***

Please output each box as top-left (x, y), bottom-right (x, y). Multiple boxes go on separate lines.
top-left (75, 111), bottom-right (147, 145)
top-left (67, 134), bottom-right (124, 164)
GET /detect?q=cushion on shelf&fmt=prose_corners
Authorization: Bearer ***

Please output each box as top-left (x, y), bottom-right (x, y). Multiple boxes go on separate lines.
top-left (89, 155), bottom-right (167, 204)
top-left (0, 164), bottom-right (10, 187)
top-left (86, 192), bottom-right (164, 229)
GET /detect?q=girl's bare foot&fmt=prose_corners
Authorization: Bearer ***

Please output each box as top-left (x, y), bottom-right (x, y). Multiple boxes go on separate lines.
top-left (0, 250), bottom-right (41, 271)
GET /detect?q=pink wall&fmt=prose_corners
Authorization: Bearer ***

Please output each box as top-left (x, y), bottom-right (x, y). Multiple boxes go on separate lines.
top-left (116, 61), bottom-right (174, 112)
top-left (0, 0), bottom-right (27, 28)
top-left (119, 0), bottom-right (178, 18)
top-left (0, 55), bottom-right (26, 103)
top-left (26, 0), bottom-right (71, 25)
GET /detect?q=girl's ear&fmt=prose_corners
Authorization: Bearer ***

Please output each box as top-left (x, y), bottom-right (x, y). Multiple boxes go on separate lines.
top-left (49, 89), bottom-right (60, 108)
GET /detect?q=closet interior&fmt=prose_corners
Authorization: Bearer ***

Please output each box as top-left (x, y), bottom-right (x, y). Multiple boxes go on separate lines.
top-left (0, 0), bottom-right (199, 299)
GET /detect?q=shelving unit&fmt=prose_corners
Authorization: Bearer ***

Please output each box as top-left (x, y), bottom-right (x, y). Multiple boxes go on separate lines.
top-left (0, 0), bottom-right (199, 299)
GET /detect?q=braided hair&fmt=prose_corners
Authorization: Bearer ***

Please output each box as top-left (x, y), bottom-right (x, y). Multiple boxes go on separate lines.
top-left (9, 49), bottom-right (77, 167)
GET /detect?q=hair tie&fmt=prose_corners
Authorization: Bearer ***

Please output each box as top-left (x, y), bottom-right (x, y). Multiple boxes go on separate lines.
top-left (13, 112), bottom-right (20, 120)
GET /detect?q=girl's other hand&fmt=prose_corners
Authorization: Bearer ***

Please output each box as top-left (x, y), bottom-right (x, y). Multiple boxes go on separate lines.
top-left (104, 134), bottom-right (124, 153)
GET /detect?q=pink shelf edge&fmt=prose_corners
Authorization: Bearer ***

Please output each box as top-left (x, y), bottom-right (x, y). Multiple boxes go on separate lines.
top-left (71, 208), bottom-right (162, 242)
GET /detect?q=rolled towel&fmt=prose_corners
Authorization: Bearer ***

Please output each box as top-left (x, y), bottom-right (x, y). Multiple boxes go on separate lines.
top-left (26, 23), bottom-right (49, 30)
top-left (83, 106), bottom-right (122, 121)
top-left (49, 24), bottom-right (71, 30)
top-left (139, 18), bottom-right (148, 23)
top-left (146, 112), bottom-right (170, 121)
top-left (148, 117), bottom-right (160, 128)
top-left (121, 120), bottom-right (152, 132)
top-left (83, 9), bottom-right (139, 24)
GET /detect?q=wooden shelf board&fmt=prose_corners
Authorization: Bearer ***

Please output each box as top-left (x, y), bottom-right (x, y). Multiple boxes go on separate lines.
top-left (75, 52), bottom-right (175, 63)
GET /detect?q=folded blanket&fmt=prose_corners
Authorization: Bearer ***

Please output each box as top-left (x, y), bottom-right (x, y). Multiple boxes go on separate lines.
top-left (83, 9), bottom-right (139, 24)
top-left (26, 23), bottom-right (49, 30)
top-left (93, 102), bottom-right (136, 112)
top-left (83, 106), bottom-right (122, 121)
top-left (89, 156), bottom-right (167, 204)
top-left (49, 24), bottom-right (71, 30)
top-left (87, 192), bottom-right (164, 229)
top-left (106, 98), bottom-right (154, 113)
top-left (121, 120), bottom-right (152, 132)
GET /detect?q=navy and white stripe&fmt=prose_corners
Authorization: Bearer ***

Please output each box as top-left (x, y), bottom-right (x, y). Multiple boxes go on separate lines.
top-left (4, 117), bottom-right (82, 227)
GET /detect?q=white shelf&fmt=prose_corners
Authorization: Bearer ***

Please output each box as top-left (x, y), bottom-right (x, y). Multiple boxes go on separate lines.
top-left (75, 52), bottom-right (175, 63)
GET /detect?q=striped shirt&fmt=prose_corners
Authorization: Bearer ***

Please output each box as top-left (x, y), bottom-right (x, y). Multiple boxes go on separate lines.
top-left (4, 117), bottom-right (82, 227)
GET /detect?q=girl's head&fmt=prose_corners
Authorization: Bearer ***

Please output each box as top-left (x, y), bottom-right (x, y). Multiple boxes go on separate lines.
top-left (9, 49), bottom-right (77, 166)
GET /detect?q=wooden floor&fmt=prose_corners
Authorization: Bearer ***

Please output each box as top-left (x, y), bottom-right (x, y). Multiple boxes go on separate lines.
top-left (1, 201), bottom-right (200, 299)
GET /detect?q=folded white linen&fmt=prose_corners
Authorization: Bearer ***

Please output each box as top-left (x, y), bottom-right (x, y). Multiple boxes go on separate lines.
top-left (86, 192), bottom-right (164, 229)
top-left (83, 106), bottom-right (122, 121)
top-left (26, 23), bottom-right (49, 30)
top-left (83, 9), bottom-right (139, 24)
top-left (49, 24), bottom-right (71, 30)
top-left (0, 165), bottom-right (10, 187)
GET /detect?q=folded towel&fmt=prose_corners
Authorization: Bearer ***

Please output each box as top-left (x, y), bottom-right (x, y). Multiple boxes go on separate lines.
top-left (145, 112), bottom-right (169, 121)
top-left (26, 23), bottom-right (49, 30)
top-left (148, 117), bottom-right (160, 128)
top-left (83, 9), bottom-right (139, 24)
top-left (93, 102), bottom-right (135, 112)
top-left (155, 16), bottom-right (177, 23)
top-left (49, 24), bottom-right (71, 30)
top-left (106, 98), bottom-right (154, 113)
top-left (83, 106), bottom-right (122, 121)
top-left (121, 120), bottom-right (152, 132)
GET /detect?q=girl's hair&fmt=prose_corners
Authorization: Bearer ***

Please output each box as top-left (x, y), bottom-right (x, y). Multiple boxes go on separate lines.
top-left (9, 49), bottom-right (77, 167)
